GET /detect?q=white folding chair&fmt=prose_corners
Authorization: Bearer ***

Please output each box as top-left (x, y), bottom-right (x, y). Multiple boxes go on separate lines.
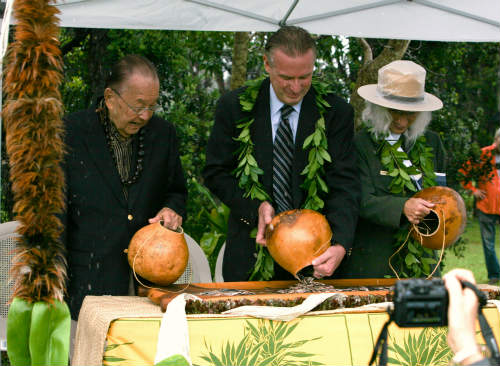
top-left (0, 220), bottom-right (20, 352)
top-left (214, 242), bottom-right (225, 282)
top-left (175, 234), bottom-right (212, 284)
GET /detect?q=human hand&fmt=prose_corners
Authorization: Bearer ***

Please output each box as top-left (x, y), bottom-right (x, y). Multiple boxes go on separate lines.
top-left (311, 244), bottom-right (346, 278)
top-left (255, 201), bottom-right (275, 246)
top-left (403, 198), bottom-right (435, 224)
top-left (472, 189), bottom-right (486, 201)
top-left (149, 207), bottom-right (183, 231)
top-left (443, 268), bottom-right (484, 365)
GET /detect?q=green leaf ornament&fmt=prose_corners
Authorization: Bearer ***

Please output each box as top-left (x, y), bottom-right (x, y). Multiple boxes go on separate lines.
top-left (234, 77), bottom-right (332, 279)
top-left (7, 297), bottom-right (71, 366)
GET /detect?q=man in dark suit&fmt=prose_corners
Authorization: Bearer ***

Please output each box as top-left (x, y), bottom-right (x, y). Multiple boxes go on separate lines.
top-left (203, 26), bottom-right (359, 281)
top-left (61, 55), bottom-right (187, 320)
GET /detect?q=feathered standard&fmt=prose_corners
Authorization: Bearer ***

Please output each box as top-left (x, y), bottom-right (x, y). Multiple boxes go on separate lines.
top-left (3, 0), bottom-right (66, 305)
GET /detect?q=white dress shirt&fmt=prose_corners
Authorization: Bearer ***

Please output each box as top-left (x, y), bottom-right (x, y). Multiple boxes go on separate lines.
top-left (269, 84), bottom-right (303, 143)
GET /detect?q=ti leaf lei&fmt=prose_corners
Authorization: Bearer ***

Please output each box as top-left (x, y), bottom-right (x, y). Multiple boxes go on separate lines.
top-left (372, 131), bottom-right (438, 277)
top-left (233, 76), bottom-right (332, 280)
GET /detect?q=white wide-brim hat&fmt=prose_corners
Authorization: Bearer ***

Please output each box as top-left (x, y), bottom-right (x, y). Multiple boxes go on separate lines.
top-left (357, 60), bottom-right (443, 112)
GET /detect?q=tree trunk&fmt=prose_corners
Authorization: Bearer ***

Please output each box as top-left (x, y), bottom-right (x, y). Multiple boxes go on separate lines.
top-left (351, 39), bottom-right (410, 129)
top-left (230, 32), bottom-right (250, 90)
top-left (87, 29), bottom-right (110, 106)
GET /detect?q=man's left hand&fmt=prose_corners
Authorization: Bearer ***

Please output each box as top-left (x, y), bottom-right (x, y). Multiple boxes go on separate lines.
top-left (311, 244), bottom-right (346, 278)
top-left (255, 201), bottom-right (275, 246)
top-left (149, 207), bottom-right (182, 231)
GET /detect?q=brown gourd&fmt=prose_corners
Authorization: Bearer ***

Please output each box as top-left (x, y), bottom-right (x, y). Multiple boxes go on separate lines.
top-left (266, 209), bottom-right (332, 278)
top-left (127, 222), bottom-right (188, 285)
top-left (411, 186), bottom-right (466, 250)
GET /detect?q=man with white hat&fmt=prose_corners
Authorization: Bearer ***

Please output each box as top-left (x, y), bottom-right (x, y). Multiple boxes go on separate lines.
top-left (335, 60), bottom-right (446, 278)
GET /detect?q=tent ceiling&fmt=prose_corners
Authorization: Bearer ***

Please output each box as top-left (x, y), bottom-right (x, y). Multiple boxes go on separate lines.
top-left (53, 0), bottom-right (500, 42)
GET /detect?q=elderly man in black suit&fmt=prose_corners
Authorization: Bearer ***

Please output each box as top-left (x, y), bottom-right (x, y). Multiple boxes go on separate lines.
top-left (61, 54), bottom-right (187, 320)
top-left (203, 26), bottom-right (359, 281)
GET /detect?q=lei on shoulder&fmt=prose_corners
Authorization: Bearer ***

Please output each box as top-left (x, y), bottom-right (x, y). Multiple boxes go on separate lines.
top-left (233, 76), bottom-right (332, 280)
top-left (371, 129), bottom-right (438, 278)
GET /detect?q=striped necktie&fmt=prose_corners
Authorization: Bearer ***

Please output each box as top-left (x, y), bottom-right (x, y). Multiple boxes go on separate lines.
top-left (273, 104), bottom-right (294, 213)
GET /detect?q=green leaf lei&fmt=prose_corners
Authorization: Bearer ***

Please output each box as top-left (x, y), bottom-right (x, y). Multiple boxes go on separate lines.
top-left (233, 77), bottom-right (332, 280)
top-left (373, 131), bottom-right (438, 277)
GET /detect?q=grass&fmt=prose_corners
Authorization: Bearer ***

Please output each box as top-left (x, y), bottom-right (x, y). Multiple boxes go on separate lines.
top-left (442, 216), bottom-right (491, 284)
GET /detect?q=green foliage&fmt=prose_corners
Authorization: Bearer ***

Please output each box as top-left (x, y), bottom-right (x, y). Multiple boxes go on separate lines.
top-left (155, 355), bottom-right (190, 366)
top-left (301, 80), bottom-right (333, 210)
top-left (406, 41), bottom-right (500, 189)
top-left (249, 239), bottom-right (275, 281)
top-left (103, 342), bottom-right (133, 364)
top-left (200, 319), bottom-right (323, 366)
top-left (233, 76), bottom-right (271, 202)
top-left (315, 36), bottom-right (359, 100)
top-left (456, 143), bottom-right (495, 188)
top-left (375, 133), bottom-right (436, 196)
top-left (191, 179), bottom-right (229, 276)
top-left (391, 230), bottom-right (437, 278)
top-left (442, 217), bottom-right (487, 283)
top-left (387, 327), bottom-right (452, 366)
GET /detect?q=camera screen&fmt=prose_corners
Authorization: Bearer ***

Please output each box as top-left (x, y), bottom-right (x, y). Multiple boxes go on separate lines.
top-left (403, 300), bottom-right (447, 326)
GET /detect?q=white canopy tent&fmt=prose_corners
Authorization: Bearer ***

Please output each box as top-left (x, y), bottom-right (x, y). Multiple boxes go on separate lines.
top-left (53, 0), bottom-right (500, 42)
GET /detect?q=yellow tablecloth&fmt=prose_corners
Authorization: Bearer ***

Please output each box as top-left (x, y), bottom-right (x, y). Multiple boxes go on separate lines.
top-left (73, 295), bottom-right (500, 366)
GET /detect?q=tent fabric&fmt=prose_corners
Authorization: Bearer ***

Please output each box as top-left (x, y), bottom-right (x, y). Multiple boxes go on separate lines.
top-left (53, 0), bottom-right (500, 42)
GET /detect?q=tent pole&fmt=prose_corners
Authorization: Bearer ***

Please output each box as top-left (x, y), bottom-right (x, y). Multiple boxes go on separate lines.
top-left (288, 0), bottom-right (500, 30)
top-left (415, 0), bottom-right (500, 28)
top-left (288, 0), bottom-right (401, 26)
top-left (184, 0), bottom-right (279, 25)
top-left (278, 0), bottom-right (299, 27)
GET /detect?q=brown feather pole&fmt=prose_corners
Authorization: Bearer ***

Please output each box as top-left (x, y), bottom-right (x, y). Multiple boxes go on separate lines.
top-left (2, 0), bottom-right (66, 303)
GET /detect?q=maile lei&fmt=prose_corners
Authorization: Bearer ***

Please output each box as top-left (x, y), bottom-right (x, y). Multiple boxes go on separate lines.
top-left (372, 130), bottom-right (438, 278)
top-left (233, 76), bottom-right (332, 280)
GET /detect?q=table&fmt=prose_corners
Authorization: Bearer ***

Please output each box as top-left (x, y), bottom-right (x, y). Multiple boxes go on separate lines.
top-left (72, 281), bottom-right (500, 366)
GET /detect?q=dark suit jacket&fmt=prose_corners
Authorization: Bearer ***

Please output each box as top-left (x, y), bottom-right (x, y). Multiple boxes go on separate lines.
top-left (203, 78), bottom-right (360, 281)
top-left (61, 106), bottom-right (187, 319)
top-left (337, 129), bottom-right (446, 278)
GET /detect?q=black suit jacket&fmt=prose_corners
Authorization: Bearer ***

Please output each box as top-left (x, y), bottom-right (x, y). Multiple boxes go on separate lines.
top-left (203, 78), bottom-right (360, 281)
top-left (61, 106), bottom-right (187, 319)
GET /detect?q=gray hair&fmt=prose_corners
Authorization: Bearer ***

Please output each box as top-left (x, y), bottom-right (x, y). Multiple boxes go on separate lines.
top-left (105, 54), bottom-right (159, 93)
top-left (494, 128), bottom-right (500, 140)
top-left (361, 102), bottom-right (432, 149)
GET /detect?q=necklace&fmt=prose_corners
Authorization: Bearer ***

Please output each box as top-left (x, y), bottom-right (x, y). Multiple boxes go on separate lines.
top-left (234, 77), bottom-right (332, 280)
top-left (371, 130), bottom-right (438, 277)
top-left (234, 77), bottom-right (332, 209)
top-left (373, 132), bottom-right (436, 195)
top-left (98, 100), bottom-right (145, 186)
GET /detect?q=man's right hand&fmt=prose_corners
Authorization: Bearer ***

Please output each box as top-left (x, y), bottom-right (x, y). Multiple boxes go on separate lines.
top-left (443, 269), bottom-right (484, 365)
top-left (472, 189), bottom-right (486, 201)
top-left (255, 201), bottom-right (275, 246)
top-left (403, 198), bottom-right (435, 225)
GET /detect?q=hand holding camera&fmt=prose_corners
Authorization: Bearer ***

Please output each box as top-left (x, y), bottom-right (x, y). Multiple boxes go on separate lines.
top-left (444, 269), bottom-right (487, 365)
top-left (371, 269), bottom-right (498, 366)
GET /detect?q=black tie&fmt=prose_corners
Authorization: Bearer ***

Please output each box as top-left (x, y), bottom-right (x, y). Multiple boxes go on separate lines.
top-left (273, 104), bottom-right (294, 213)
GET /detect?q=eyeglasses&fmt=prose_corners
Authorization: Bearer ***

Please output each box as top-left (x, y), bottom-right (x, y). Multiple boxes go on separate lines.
top-left (110, 88), bottom-right (160, 114)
